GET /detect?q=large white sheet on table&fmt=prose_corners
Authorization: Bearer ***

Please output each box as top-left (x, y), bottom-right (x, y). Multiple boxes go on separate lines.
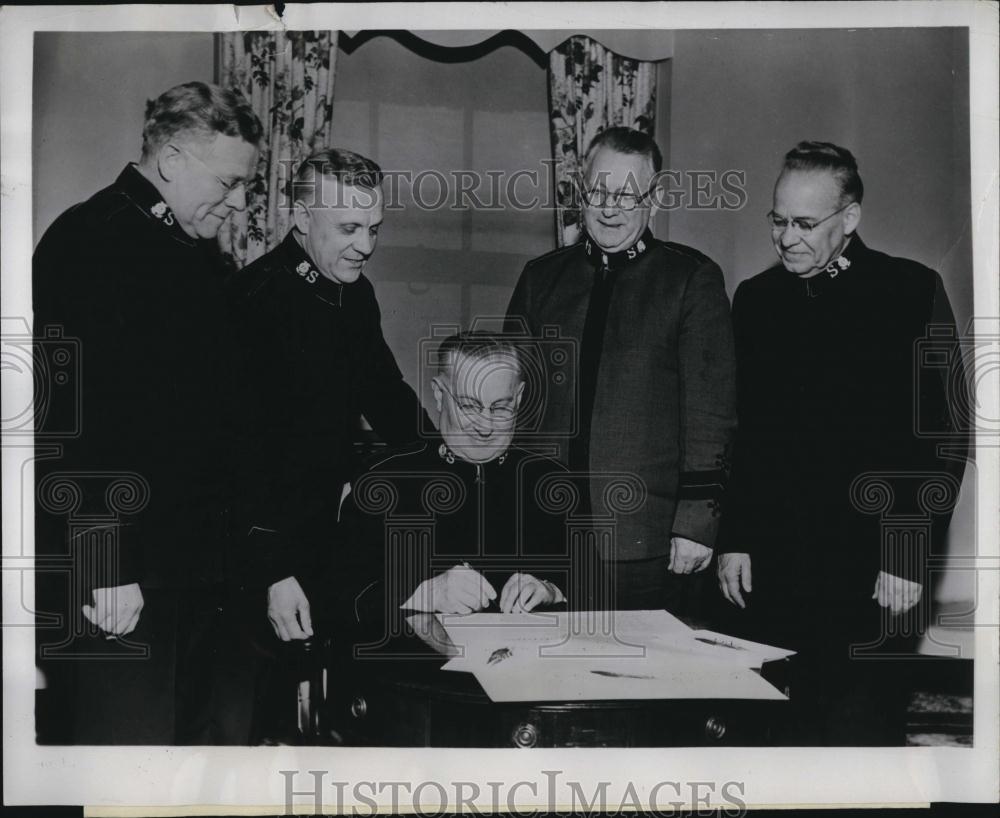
top-left (434, 610), bottom-right (794, 702)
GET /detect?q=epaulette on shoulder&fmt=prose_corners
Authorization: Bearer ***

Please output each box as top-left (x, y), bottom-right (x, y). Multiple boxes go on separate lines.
top-left (753, 262), bottom-right (787, 283)
top-left (363, 439), bottom-right (432, 472)
top-left (507, 445), bottom-right (567, 472)
top-left (733, 263), bottom-right (786, 298)
top-left (229, 251), bottom-right (286, 299)
top-left (871, 247), bottom-right (937, 283)
top-left (658, 239), bottom-right (715, 268)
top-left (91, 188), bottom-right (133, 225)
top-left (54, 187), bottom-right (130, 234)
top-left (525, 241), bottom-right (582, 270)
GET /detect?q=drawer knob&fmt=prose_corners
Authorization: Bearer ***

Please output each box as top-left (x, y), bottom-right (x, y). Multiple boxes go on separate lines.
top-left (512, 722), bottom-right (539, 748)
top-left (704, 716), bottom-right (727, 741)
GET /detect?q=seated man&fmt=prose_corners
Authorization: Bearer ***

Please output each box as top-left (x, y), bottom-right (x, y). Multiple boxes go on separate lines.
top-left (337, 332), bottom-right (591, 635)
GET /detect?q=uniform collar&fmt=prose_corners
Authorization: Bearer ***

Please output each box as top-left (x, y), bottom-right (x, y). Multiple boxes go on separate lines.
top-left (437, 441), bottom-right (509, 468)
top-left (800, 234), bottom-right (863, 298)
top-left (115, 164), bottom-right (197, 246)
top-left (583, 228), bottom-right (654, 271)
top-left (278, 230), bottom-right (346, 307)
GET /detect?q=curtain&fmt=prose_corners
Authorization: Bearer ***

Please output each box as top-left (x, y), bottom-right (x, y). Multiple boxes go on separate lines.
top-left (218, 31), bottom-right (338, 268)
top-left (548, 36), bottom-right (657, 247)
top-left (340, 30), bottom-right (675, 62)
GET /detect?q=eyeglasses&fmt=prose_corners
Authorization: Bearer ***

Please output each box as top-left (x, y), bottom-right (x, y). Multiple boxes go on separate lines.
top-left (439, 382), bottom-right (517, 422)
top-left (175, 144), bottom-right (247, 196)
top-left (581, 185), bottom-right (655, 212)
top-left (766, 202), bottom-right (853, 235)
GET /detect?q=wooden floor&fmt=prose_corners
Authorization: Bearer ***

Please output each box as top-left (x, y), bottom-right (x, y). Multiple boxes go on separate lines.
top-left (904, 657), bottom-right (974, 746)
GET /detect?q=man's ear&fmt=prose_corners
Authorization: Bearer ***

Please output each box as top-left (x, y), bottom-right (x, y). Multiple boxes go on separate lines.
top-left (514, 380), bottom-right (526, 408)
top-left (292, 199), bottom-right (312, 235)
top-left (431, 376), bottom-right (444, 413)
top-left (156, 143), bottom-right (185, 183)
top-left (648, 172), bottom-right (664, 213)
top-left (843, 201), bottom-right (862, 236)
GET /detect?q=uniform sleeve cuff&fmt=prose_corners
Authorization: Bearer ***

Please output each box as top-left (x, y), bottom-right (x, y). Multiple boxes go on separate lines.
top-left (671, 498), bottom-right (721, 549)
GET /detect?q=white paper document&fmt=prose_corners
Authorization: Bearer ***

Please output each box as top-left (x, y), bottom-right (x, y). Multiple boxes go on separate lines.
top-left (436, 610), bottom-right (793, 701)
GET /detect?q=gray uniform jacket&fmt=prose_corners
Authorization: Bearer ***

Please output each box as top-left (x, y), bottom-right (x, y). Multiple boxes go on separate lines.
top-left (506, 229), bottom-right (737, 561)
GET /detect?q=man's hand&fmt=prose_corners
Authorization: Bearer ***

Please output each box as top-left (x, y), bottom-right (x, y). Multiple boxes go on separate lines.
top-left (668, 536), bottom-right (713, 574)
top-left (499, 573), bottom-right (564, 613)
top-left (267, 576), bottom-right (314, 641)
top-left (82, 583), bottom-right (144, 636)
top-left (717, 552), bottom-right (752, 608)
top-left (873, 570), bottom-right (923, 615)
top-left (401, 564), bottom-right (496, 614)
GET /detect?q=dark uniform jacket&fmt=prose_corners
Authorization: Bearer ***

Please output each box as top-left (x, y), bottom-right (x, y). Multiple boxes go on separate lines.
top-left (718, 235), bottom-right (968, 648)
top-left (227, 231), bottom-right (429, 588)
top-left (337, 439), bottom-right (586, 627)
top-left (505, 229), bottom-right (737, 562)
top-left (33, 164), bottom-right (240, 594)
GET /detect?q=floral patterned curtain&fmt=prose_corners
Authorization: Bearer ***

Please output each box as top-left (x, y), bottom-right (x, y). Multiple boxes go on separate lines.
top-left (218, 31), bottom-right (338, 268)
top-left (548, 36), bottom-right (657, 247)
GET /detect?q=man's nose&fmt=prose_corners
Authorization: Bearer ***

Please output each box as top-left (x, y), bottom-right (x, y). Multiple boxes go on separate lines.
top-left (467, 412), bottom-right (494, 433)
top-left (354, 230), bottom-right (376, 257)
top-left (778, 224), bottom-right (800, 247)
top-left (226, 184), bottom-right (248, 212)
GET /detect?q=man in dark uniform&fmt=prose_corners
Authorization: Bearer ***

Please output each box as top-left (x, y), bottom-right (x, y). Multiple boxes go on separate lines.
top-left (33, 82), bottom-right (263, 743)
top-left (506, 127), bottom-right (737, 615)
top-left (338, 332), bottom-right (583, 639)
top-left (227, 149), bottom-right (429, 643)
top-left (717, 141), bottom-right (969, 744)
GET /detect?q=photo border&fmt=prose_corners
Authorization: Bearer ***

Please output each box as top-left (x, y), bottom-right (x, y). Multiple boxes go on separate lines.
top-left (2, 1), bottom-right (997, 811)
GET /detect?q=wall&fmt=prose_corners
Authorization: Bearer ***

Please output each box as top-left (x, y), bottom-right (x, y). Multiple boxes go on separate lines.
top-left (329, 33), bottom-right (550, 405)
top-left (32, 32), bottom-right (217, 243)
top-left (667, 28), bottom-right (972, 326)
top-left (666, 28), bottom-right (974, 607)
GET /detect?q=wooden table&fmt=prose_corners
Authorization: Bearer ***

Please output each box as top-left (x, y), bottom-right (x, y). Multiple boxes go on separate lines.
top-left (305, 615), bottom-right (790, 747)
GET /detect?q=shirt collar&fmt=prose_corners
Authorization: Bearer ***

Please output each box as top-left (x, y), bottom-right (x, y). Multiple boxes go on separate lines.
top-left (115, 164), bottom-right (196, 246)
top-left (583, 228), bottom-right (654, 271)
top-left (800, 234), bottom-right (864, 298)
top-left (278, 231), bottom-right (346, 307)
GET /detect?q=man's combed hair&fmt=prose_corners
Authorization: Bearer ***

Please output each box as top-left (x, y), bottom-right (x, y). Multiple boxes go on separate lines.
top-left (783, 141), bottom-right (864, 204)
top-left (141, 81), bottom-right (263, 161)
top-left (436, 331), bottom-right (522, 376)
top-left (291, 148), bottom-right (384, 206)
top-left (585, 126), bottom-right (663, 174)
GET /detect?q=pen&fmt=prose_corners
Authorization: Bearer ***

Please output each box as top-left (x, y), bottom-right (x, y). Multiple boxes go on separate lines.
top-left (694, 636), bottom-right (745, 650)
top-left (590, 670), bottom-right (654, 680)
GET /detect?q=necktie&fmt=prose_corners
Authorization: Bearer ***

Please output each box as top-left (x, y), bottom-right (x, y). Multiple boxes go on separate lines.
top-left (568, 263), bottom-right (619, 485)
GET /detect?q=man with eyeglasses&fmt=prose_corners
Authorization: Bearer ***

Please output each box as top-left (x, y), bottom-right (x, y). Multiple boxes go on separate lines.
top-left (227, 149), bottom-right (429, 648)
top-left (506, 127), bottom-right (737, 617)
top-left (337, 332), bottom-right (579, 633)
top-left (33, 82), bottom-right (263, 743)
top-left (716, 141), bottom-right (968, 744)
